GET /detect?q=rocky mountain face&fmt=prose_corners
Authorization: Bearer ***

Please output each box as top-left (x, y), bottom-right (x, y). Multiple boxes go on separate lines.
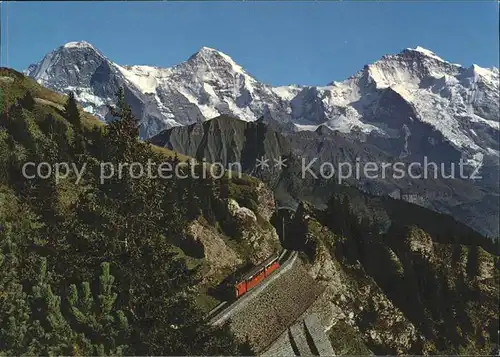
top-left (150, 115), bottom-right (499, 238)
top-left (299, 205), bottom-right (498, 355)
top-left (25, 42), bottom-right (499, 236)
top-left (26, 43), bottom-right (499, 172)
top-left (25, 41), bottom-right (289, 139)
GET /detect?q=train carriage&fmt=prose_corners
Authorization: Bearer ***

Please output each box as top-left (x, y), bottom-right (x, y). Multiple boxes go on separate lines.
top-left (233, 254), bottom-right (280, 298)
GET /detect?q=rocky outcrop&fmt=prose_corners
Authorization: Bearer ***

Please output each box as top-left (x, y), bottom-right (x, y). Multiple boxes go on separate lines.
top-left (152, 116), bottom-right (499, 238)
top-left (404, 227), bottom-right (434, 260)
top-left (174, 175), bottom-right (282, 312)
top-left (186, 219), bottom-right (242, 285)
top-left (303, 220), bottom-right (419, 354)
top-left (226, 198), bottom-right (280, 264)
top-left (253, 181), bottom-right (276, 221)
top-left (228, 198), bottom-right (257, 223)
top-left (298, 210), bottom-right (499, 355)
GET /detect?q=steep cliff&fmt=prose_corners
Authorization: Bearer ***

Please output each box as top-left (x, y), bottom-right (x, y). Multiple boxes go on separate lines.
top-left (288, 201), bottom-right (498, 355)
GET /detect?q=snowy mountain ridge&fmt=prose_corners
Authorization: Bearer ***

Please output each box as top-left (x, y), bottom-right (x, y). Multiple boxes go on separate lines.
top-left (25, 42), bottom-right (499, 169)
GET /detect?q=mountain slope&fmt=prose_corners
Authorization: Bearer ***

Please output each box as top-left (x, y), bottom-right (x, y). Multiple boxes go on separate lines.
top-left (2, 67), bottom-right (498, 356)
top-left (1, 67), bottom-right (283, 355)
top-left (291, 200), bottom-right (498, 355)
top-left (150, 115), bottom-right (499, 237)
top-left (25, 42), bottom-right (500, 237)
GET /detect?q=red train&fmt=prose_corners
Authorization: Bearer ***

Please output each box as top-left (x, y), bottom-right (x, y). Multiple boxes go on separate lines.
top-left (233, 254), bottom-right (280, 298)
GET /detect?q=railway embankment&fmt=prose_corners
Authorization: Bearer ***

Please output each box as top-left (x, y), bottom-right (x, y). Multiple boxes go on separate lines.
top-left (262, 313), bottom-right (335, 356)
top-left (225, 258), bottom-right (325, 353)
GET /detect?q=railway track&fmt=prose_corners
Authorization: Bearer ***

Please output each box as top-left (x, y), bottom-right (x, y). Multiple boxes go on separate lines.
top-left (204, 249), bottom-right (291, 322)
top-left (205, 206), bottom-right (297, 324)
top-left (206, 249), bottom-right (298, 326)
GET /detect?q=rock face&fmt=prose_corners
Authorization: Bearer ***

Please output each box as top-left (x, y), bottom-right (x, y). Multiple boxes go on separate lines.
top-left (177, 175), bottom-right (281, 298)
top-left (226, 198), bottom-right (280, 264)
top-left (25, 43), bottom-right (499, 236)
top-left (26, 43), bottom-right (499, 175)
top-left (294, 204), bottom-right (499, 355)
top-left (186, 220), bottom-right (242, 285)
top-left (304, 224), bottom-right (419, 355)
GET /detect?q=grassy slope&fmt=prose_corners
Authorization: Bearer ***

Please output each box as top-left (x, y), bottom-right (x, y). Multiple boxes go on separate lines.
top-left (1, 67), bottom-right (190, 161)
top-left (1, 68), bottom-right (101, 127)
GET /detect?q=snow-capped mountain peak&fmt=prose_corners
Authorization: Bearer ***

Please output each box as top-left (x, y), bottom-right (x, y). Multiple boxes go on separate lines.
top-left (190, 46), bottom-right (238, 64)
top-left (406, 46), bottom-right (449, 63)
top-left (25, 42), bottom-right (499, 170)
top-left (63, 41), bottom-right (97, 50)
top-left (362, 46), bottom-right (466, 91)
top-left (25, 40), bottom-right (105, 85)
top-left (469, 63), bottom-right (499, 84)
top-left (184, 46), bottom-right (252, 81)
top-left (194, 46), bottom-right (229, 58)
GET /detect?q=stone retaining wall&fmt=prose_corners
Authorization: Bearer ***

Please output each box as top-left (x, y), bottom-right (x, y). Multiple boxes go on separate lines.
top-left (227, 259), bottom-right (325, 353)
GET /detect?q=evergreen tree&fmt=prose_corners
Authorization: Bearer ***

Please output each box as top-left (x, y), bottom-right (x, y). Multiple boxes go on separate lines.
top-left (106, 87), bottom-right (140, 161)
top-left (0, 226), bottom-right (35, 355)
top-left (28, 257), bottom-right (82, 355)
top-left (64, 91), bottom-right (82, 130)
top-left (18, 91), bottom-right (35, 111)
top-left (67, 263), bottom-right (129, 355)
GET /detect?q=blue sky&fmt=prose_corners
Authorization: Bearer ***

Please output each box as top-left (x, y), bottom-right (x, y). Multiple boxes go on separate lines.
top-left (2, 1), bottom-right (498, 86)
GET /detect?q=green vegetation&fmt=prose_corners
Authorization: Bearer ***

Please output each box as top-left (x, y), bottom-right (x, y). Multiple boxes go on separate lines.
top-left (327, 321), bottom-right (372, 355)
top-left (285, 191), bottom-right (499, 355)
top-left (3, 67), bottom-right (497, 355)
top-left (0, 68), bottom-right (252, 355)
top-left (225, 175), bottom-right (260, 212)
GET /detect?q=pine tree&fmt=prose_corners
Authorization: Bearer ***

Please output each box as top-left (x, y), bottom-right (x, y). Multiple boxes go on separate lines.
top-left (0, 228), bottom-right (34, 355)
top-left (66, 262), bottom-right (129, 355)
top-left (106, 87), bottom-right (140, 161)
top-left (182, 160), bottom-right (201, 219)
top-left (172, 153), bottom-right (180, 167)
top-left (64, 91), bottom-right (82, 130)
top-left (18, 91), bottom-right (36, 111)
top-left (28, 257), bottom-right (80, 355)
